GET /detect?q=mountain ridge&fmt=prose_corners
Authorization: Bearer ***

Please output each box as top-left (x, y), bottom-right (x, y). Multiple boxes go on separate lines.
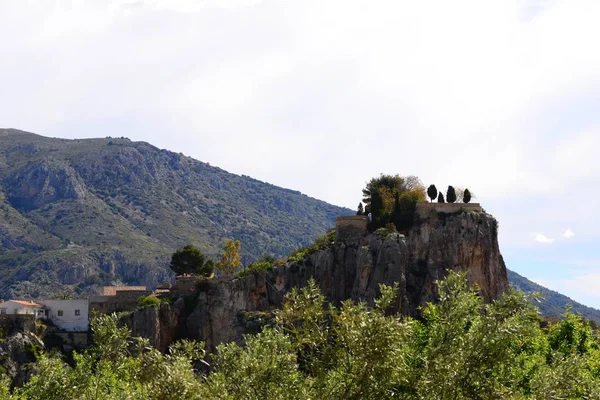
top-left (0, 128), bottom-right (352, 298)
top-left (1, 128), bottom-right (598, 324)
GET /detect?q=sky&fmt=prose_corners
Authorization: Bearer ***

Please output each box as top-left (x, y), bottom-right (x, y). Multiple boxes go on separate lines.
top-left (0, 0), bottom-right (599, 307)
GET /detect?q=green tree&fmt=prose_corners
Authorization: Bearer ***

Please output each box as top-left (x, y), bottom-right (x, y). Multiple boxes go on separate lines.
top-left (170, 245), bottom-right (212, 276)
top-left (361, 174), bottom-right (425, 230)
top-left (356, 202), bottom-right (364, 215)
top-left (463, 188), bottom-right (472, 203)
top-left (427, 184), bottom-right (437, 203)
top-left (216, 239), bottom-right (242, 275)
top-left (446, 185), bottom-right (457, 203)
top-left (437, 192), bottom-right (445, 203)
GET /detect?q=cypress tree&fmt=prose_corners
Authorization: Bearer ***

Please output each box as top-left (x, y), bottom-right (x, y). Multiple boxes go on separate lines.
top-left (463, 189), bottom-right (472, 203)
top-left (427, 185), bottom-right (438, 203)
top-left (446, 186), bottom-right (457, 203)
top-left (438, 192), bottom-right (445, 203)
top-left (357, 203), bottom-right (364, 215)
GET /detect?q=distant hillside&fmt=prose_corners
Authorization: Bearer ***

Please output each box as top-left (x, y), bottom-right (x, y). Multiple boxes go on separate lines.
top-left (507, 269), bottom-right (600, 324)
top-left (0, 129), bottom-right (352, 299)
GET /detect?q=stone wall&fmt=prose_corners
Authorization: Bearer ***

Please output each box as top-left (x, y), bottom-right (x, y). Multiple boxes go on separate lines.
top-left (416, 202), bottom-right (482, 218)
top-left (170, 276), bottom-right (199, 298)
top-left (90, 290), bottom-right (152, 315)
top-left (335, 216), bottom-right (368, 243)
top-left (0, 314), bottom-right (35, 334)
top-left (101, 286), bottom-right (147, 296)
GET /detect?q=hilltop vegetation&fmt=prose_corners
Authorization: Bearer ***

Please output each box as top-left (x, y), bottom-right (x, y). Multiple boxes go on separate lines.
top-left (4, 272), bottom-right (600, 399)
top-left (0, 129), bottom-right (351, 298)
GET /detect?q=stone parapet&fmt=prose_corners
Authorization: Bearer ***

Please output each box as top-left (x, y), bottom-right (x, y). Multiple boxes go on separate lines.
top-left (335, 216), bottom-right (368, 243)
top-left (416, 202), bottom-right (482, 218)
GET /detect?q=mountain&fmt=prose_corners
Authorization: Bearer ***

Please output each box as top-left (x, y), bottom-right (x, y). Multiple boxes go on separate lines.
top-left (0, 129), bottom-right (352, 299)
top-left (507, 269), bottom-right (600, 324)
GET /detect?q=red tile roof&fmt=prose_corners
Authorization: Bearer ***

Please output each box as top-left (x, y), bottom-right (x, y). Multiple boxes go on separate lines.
top-left (9, 300), bottom-right (42, 307)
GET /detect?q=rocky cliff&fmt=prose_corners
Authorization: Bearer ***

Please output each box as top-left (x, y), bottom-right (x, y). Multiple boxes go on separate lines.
top-left (123, 210), bottom-right (508, 353)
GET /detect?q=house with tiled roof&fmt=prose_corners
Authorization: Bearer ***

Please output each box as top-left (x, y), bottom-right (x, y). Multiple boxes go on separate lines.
top-left (0, 300), bottom-right (45, 318)
top-left (0, 299), bottom-right (89, 332)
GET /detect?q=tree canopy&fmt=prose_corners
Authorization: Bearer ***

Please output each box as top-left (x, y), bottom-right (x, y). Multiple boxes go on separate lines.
top-left (361, 174), bottom-right (425, 230)
top-left (446, 185), bottom-right (457, 203)
top-left (9, 272), bottom-right (600, 399)
top-left (427, 184), bottom-right (437, 203)
top-left (463, 188), bottom-right (472, 203)
top-left (216, 239), bottom-right (242, 275)
top-left (170, 244), bottom-right (212, 276)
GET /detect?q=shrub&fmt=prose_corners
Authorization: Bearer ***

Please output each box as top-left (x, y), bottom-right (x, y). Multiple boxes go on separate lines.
top-left (287, 230), bottom-right (335, 263)
top-left (238, 257), bottom-right (275, 278)
top-left (138, 294), bottom-right (161, 308)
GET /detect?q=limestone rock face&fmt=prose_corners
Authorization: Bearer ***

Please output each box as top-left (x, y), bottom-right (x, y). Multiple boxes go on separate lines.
top-left (0, 332), bottom-right (43, 387)
top-left (119, 301), bottom-right (183, 352)
top-left (6, 159), bottom-right (86, 211)
top-left (123, 211), bottom-right (508, 353)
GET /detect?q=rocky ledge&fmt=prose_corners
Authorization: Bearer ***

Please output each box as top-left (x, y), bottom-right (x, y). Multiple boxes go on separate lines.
top-left (123, 210), bottom-right (508, 353)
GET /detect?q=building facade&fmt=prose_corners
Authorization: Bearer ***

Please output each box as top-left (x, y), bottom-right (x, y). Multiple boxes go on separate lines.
top-left (38, 299), bottom-right (89, 332)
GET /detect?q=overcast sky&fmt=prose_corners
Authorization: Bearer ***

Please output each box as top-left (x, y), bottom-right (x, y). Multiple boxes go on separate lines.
top-left (1, 0), bottom-right (599, 307)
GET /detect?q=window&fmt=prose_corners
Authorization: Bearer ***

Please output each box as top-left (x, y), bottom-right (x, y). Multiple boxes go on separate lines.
top-left (58, 310), bottom-right (63, 317)
top-left (75, 309), bottom-right (80, 316)
top-left (0, 309), bottom-right (5, 315)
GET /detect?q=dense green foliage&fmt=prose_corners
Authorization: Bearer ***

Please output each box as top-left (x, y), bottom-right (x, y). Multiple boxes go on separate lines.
top-left (361, 174), bottom-right (426, 231)
top-left (437, 192), bottom-right (445, 203)
top-left (170, 245), bottom-right (212, 276)
top-left (238, 256), bottom-right (278, 278)
top-left (0, 129), bottom-right (351, 298)
top-left (4, 272), bottom-right (600, 398)
top-left (138, 294), bottom-right (161, 308)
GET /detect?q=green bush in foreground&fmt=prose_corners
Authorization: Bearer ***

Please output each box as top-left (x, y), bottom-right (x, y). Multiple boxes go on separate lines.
top-left (5, 271), bottom-right (600, 399)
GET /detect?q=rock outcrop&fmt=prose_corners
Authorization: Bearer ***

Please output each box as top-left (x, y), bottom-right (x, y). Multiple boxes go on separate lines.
top-left (123, 210), bottom-right (508, 353)
top-left (0, 332), bottom-right (44, 388)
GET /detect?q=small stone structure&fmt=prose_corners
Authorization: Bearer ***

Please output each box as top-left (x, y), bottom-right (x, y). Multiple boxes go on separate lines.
top-left (170, 276), bottom-right (198, 298)
top-left (416, 202), bottom-right (482, 218)
top-left (335, 216), bottom-right (368, 243)
top-left (89, 286), bottom-right (151, 315)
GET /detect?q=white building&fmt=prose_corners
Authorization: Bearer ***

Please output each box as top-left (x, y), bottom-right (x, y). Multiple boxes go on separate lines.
top-left (0, 300), bottom-right (44, 318)
top-left (38, 299), bottom-right (89, 332)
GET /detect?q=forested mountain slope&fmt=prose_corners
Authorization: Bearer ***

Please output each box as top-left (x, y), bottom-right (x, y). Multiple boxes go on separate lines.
top-left (507, 269), bottom-right (600, 324)
top-left (0, 129), bottom-right (351, 298)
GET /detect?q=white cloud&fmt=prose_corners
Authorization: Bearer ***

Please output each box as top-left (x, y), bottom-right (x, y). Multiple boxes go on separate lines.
top-left (0, 0), bottom-right (599, 259)
top-left (564, 228), bottom-right (575, 239)
top-left (534, 234), bottom-right (555, 244)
